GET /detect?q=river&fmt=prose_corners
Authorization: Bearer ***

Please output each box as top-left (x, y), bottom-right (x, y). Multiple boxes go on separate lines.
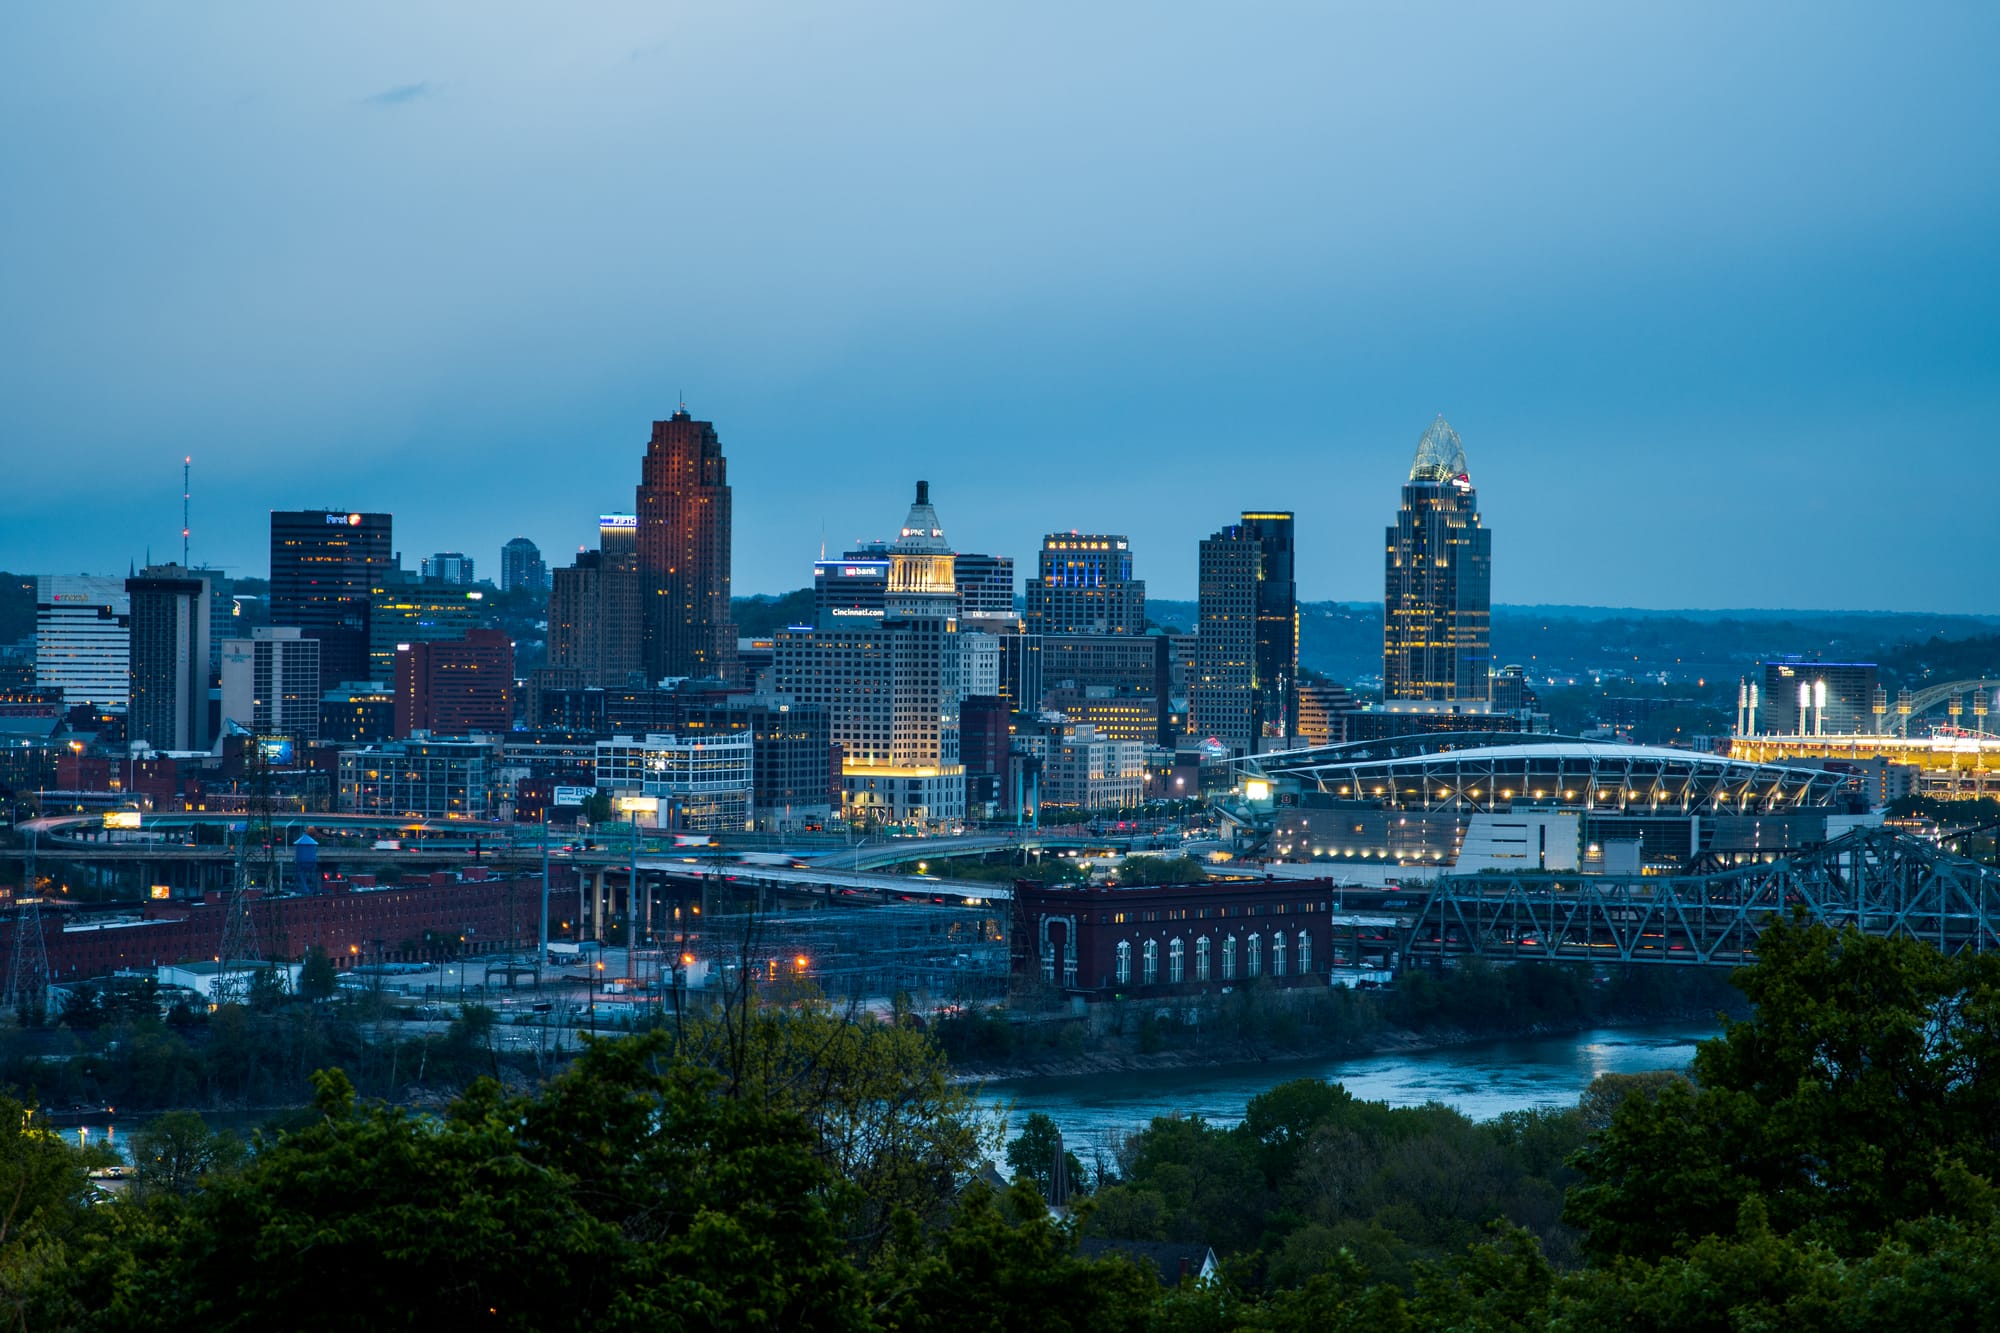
top-left (974, 1023), bottom-right (1717, 1146)
top-left (53, 1024), bottom-right (1715, 1163)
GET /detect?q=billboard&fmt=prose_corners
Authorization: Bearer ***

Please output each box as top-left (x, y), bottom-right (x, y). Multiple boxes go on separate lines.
top-left (552, 785), bottom-right (597, 807)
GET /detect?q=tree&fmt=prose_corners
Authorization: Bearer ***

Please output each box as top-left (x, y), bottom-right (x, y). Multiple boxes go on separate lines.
top-left (0, 1093), bottom-right (113, 1331)
top-left (128, 1110), bottom-right (246, 1200)
top-left (1567, 916), bottom-right (2000, 1261)
top-left (671, 998), bottom-right (1001, 1251)
top-left (297, 945), bottom-right (338, 1004)
top-left (1006, 1112), bottom-right (1089, 1199)
top-left (871, 1180), bottom-right (1157, 1333)
top-left (101, 1041), bottom-right (875, 1332)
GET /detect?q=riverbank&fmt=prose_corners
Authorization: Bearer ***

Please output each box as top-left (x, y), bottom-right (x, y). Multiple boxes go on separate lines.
top-left (974, 1022), bottom-right (1722, 1140)
top-left (948, 1002), bottom-right (1729, 1084)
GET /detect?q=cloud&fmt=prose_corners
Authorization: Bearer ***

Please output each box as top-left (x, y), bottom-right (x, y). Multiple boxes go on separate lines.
top-left (363, 81), bottom-right (432, 108)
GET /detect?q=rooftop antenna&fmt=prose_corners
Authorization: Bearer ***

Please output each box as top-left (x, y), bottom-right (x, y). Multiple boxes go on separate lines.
top-left (182, 455), bottom-right (191, 567)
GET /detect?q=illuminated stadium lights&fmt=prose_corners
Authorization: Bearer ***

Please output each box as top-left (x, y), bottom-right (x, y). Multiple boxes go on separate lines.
top-left (1235, 736), bottom-right (1854, 872)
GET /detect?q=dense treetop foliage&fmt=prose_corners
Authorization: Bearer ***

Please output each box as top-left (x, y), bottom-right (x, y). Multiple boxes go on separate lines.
top-left (1, 919), bottom-right (1996, 1329)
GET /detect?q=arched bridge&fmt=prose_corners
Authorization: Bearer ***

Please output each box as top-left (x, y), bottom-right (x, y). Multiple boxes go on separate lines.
top-left (1889, 678), bottom-right (2000, 736)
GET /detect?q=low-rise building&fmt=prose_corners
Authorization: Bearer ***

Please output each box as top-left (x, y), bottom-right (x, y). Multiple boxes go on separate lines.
top-left (593, 732), bottom-right (752, 832)
top-left (1041, 724), bottom-right (1146, 811)
top-left (337, 734), bottom-right (502, 818)
top-left (1012, 878), bottom-right (1337, 997)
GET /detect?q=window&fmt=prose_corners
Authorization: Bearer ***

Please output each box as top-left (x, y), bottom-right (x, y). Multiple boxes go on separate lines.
top-left (1195, 936), bottom-right (1210, 982)
top-left (1143, 939), bottom-right (1158, 986)
top-left (1169, 938), bottom-right (1184, 983)
top-left (1247, 933), bottom-right (1262, 978)
top-left (1272, 932), bottom-right (1287, 977)
top-left (1115, 940), bottom-right (1131, 985)
top-left (1297, 931), bottom-right (1311, 974)
top-left (1222, 935), bottom-right (1236, 980)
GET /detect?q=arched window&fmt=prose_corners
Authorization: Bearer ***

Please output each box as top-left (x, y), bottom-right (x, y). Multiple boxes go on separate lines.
top-left (1297, 931), bottom-right (1311, 975)
top-left (1115, 940), bottom-right (1131, 985)
top-left (1169, 938), bottom-right (1184, 984)
top-left (1222, 935), bottom-right (1237, 980)
top-left (1143, 939), bottom-right (1159, 986)
top-left (1195, 936), bottom-right (1211, 982)
top-left (1247, 933), bottom-right (1262, 978)
top-left (1272, 931), bottom-right (1287, 977)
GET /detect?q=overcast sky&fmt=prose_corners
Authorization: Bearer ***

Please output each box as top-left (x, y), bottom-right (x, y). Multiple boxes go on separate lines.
top-left (3, 4), bottom-right (1996, 609)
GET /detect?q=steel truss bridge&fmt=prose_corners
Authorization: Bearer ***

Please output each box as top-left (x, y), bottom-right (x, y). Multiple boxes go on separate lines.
top-left (1396, 828), bottom-right (1999, 967)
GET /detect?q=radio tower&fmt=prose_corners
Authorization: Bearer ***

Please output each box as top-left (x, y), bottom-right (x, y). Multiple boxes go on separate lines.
top-left (5, 833), bottom-right (50, 1022)
top-left (182, 455), bottom-right (191, 566)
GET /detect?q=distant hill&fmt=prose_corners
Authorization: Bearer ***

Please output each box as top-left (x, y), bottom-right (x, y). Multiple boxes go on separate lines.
top-left (1145, 598), bottom-right (2000, 692)
top-left (731, 589), bottom-right (2000, 693)
top-left (0, 574), bottom-right (34, 646)
top-left (733, 589), bottom-right (814, 637)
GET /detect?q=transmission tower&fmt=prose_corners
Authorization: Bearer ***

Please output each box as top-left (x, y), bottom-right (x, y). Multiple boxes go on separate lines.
top-left (5, 833), bottom-right (51, 1021)
top-left (215, 831), bottom-right (266, 1003)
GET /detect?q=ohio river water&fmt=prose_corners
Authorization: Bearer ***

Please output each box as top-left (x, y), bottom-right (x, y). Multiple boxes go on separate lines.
top-left (975, 1024), bottom-right (1717, 1145)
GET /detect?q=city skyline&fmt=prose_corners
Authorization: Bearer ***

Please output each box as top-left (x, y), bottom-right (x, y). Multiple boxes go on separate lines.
top-left (4, 7), bottom-right (1997, 612)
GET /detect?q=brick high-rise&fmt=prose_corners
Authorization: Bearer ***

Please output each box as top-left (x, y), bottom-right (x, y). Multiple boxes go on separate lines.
top-left (636, 407), bottom-right (735, 683)
top-left (394, 629), bottom-right (516, 737)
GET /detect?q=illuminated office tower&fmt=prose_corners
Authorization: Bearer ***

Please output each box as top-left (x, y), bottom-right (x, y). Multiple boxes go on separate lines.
top-left (1026, 534), bottom-right (1144, 635)
top-left (1383, 417), bottom-right (1491, 702)
top-left (34, 575), bottom-right (131, 707)
top-left (773, 482), bottom-right (966, 827)
top-left (1194, 512), bottom-right (1296, 754)
top-left (954, 552), bottom-right (1016, 626)
top-left (269, 509), bottom-right (394, 689)
top-left (549, 515), bottom-right (644, 687)
top-left (219, 627), bottom-right (321, 740)
top-left (635, 407), bottom-right (735, 682)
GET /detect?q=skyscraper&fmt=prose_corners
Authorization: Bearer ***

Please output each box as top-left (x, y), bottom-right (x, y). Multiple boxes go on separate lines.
top-left (1026, 534), bottom-right (1145, 635)
top-left (954, 552), bottom-right (1016, 626)
top-left (219, 627), bottom-right (321, 740)
top-left (34, 575), bottom-right (130, 708)
top-left (499, 537), bottom-right (546, 593)
top-left (1383, 417), bottom-right (1492, 702)
top-left (548, 515), bottom-right (644, 688)
top-left (419, 552), bottom-right (476, 586)
top-left (636, 407), bottom-right (735, 683)
top-left (268, 509), bottom-right (394, 690)
top-left (773, 482), bottom-right (966, 826)
top-left (394, 629), bottom-right (516, 738)
top-left (1193, 513), bottom-right (1297, 755)
top-left (125, 564), bottom-right (212, 751)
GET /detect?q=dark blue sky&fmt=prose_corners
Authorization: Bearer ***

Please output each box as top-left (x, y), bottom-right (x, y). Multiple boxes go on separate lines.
top-left (3, 4), bottom-right (1996, 609)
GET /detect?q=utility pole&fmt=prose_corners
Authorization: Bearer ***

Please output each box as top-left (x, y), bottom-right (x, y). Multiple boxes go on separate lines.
top-left (4, 833), bottom-right (50, 1021)
top-left (216, 829), bottom-right (264, 1003)
top-left (538, 809), bottom-right (550, 962)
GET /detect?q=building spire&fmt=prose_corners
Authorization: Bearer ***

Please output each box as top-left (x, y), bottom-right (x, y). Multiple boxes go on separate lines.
top-left (1408, 415), bottom-right (1469, 484)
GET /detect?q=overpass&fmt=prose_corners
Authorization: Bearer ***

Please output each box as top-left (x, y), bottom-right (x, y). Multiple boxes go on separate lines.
top-left (801, 831), bottom-right (1169, 872)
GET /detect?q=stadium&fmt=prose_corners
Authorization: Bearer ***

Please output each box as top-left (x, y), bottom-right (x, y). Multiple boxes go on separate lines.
top-left (1233, 734), bottom-right (1865, 877)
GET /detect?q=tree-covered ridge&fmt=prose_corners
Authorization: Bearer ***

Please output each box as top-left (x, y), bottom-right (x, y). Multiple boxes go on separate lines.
top-left (2, 920), bottom-right (1997, 1328)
